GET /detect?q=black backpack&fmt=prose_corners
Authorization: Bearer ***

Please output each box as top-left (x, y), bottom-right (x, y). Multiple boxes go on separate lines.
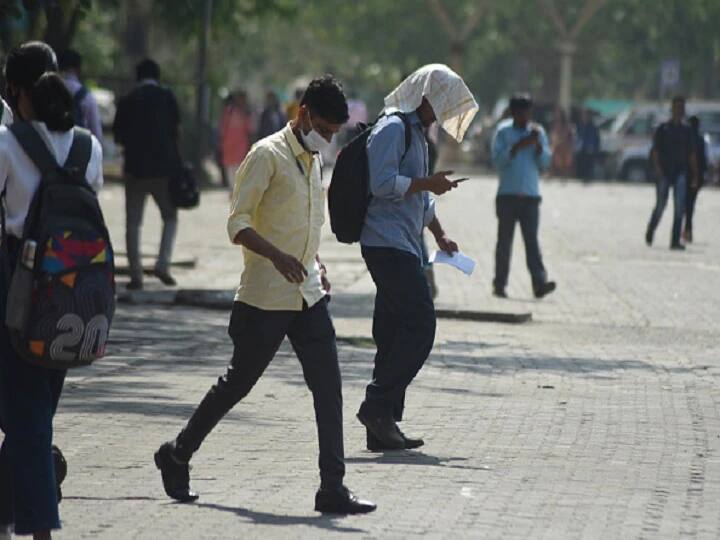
top-left (3, 122), bottom-right (115, 369)
top-left (328, 112), bottom-right (412, 244)
top-left (72, 86), bottom-right (89, 127)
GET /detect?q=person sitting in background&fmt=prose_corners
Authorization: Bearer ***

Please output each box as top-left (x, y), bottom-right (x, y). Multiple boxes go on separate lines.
top-left (58, 48), bottom-right (103, 143)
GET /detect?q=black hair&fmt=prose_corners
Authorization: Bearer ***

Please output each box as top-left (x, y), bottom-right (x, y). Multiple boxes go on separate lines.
top-left (30, 72), bottom-right (74, 132)
top-left (5, 41), bottom-right (58, 93)
top-left (58, 48), bottom-right (82, 71)
top-left (300, 75), bottom-right (349, 124)
top-left (509, 93), bottom-right (532, 113)
top-left (136, 58), bottom-right (160, 82)
top-left (672, 95), bottom-right (686, 105)
top-left (688, 115), bottom-right (700, 130)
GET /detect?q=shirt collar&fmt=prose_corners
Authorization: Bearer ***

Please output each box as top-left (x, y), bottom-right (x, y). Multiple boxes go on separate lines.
top-left (138, 78), bottom-right (159, 87)
top-left (283, 122), bottom-right (310, 158)
top-left (407, 111), bottom-right (422, 126)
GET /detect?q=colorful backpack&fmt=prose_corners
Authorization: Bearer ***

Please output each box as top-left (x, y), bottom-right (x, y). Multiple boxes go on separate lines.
top-left (3, 122), bottom-right (115, 369)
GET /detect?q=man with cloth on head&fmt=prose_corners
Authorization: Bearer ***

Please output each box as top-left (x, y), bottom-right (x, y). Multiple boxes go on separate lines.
top-left (357, 64), bottom-right (478, 451)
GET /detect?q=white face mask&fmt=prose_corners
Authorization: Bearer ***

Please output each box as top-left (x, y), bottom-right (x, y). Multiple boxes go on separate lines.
top-left (300, 111), bottom-right (331, 153)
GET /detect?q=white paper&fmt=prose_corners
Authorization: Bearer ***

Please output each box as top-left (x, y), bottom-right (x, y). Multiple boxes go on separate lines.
top-left (429, 250), bottom-right (476, 276)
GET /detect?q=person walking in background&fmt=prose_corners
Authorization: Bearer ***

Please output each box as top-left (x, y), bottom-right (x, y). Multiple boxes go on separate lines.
top-left (58, 49), bottom-right (103, 143)
top-left (358, 64), bottom-right (477, 451)
top-left (683, 115), bottom-right (708, 243)
top-left (575, 109), bottom-right (599, 181)
top-left (219, 90), bottom-right (254, 188)
top-left (0, 41), bottom-right (104, 540)
top-left (491, 93), bottom-right (556, 300)
top-left (113, 58), bottom-right (181, 289)
top-left (257, 90), bottom-right (286, 140)
top-left (154, 76), bottom-right (376, 515)
top-left (646, 95), bottom-right (699, 250)
top-left (550, 108), bottom-right (574, 178)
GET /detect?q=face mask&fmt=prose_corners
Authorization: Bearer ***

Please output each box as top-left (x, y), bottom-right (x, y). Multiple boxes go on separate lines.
top-left (300, 111), bottom-right (331, 153)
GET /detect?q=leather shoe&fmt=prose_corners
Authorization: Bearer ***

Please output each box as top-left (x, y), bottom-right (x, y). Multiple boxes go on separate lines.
top-left (315, 485), bottom-right (376, 514)
top-left (356, 410), bottom-right (405, 449)
top-left (126, 279), bottom-right (143, 291)
top-left (533, 281), bottom-right (556, 299)
top-left (493, 287), bottom-right (507, 298)
top-left (154, 270), bottom-right (177, 286)
top-left (154, 441), bottom-right (199, 502)
top-left (367, 428), bottom-right (424, 451)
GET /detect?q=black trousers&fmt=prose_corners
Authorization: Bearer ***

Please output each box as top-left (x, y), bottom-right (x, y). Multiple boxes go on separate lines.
top-left (685, 184), bottom-right (702, 233)
top-left (360, 246), bottom-right (436, 422)
top-left (175, 298), bottom-right (345, 488)
top-left (493, 195), bottom-right (547, 291)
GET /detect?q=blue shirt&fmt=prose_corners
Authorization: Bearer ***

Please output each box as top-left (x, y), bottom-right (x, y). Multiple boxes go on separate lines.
top-left (491, 119), bottom-right (551, 197)
top-left (360, 112), bottom-right (435, 261)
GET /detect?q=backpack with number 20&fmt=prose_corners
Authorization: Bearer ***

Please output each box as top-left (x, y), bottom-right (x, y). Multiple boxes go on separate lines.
top-left (3, 122), bottom-right (115, 369)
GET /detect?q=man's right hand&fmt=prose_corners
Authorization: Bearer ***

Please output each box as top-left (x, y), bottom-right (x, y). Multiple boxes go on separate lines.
top-left (271, 251), bottom-right (308, 284)
top-left (419, 170), bottom-right (458, 195)
top-left (511, 132), bottom-right (540, 157)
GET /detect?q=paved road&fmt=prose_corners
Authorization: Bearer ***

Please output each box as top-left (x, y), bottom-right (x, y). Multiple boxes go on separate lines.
top-left (52, 175), bottom-right (720, 538)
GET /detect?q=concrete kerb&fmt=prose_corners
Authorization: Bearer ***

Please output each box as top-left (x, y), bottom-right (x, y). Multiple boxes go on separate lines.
top-left (117, 288), bottom-right (533, 324)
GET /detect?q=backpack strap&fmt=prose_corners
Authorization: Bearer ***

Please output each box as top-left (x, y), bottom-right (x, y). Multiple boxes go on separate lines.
top-left (385, 111), bottom-right (413, 160)
top-left (64, 127), bottom-right (92, 175)
top-left (9, 122), bottom-right (58, 175)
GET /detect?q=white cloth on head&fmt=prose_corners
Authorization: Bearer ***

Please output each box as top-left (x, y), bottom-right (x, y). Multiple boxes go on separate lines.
top-left (383, 64), bottom-right (478, 142)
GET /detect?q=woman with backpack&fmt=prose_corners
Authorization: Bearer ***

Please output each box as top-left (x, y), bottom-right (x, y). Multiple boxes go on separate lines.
top-left (0, 42), bottom-right (104, 540)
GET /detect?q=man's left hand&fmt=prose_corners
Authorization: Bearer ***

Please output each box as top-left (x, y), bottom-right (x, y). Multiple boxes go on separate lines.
top-left (436, 235), bottom-right (459, 255)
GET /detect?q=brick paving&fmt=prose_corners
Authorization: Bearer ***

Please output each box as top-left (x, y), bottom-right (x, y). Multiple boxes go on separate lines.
top-left (50, 175), bottom-right (720, 539)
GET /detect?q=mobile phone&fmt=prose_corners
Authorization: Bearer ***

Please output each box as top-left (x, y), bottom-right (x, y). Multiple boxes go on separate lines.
top-left (453, 177), bottom-right (470, 183)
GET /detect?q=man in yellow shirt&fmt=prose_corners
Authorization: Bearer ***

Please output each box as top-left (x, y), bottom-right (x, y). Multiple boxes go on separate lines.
top-left (154, 76), bottom-right (376, 514)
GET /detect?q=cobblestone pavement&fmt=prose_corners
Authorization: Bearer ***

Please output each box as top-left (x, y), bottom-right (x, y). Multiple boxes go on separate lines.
top-left (51, 175), bottom-right (720, 539)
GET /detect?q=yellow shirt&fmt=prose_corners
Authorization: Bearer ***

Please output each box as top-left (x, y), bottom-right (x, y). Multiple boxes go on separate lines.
top-left (227, 123), bottom-right (326, 311)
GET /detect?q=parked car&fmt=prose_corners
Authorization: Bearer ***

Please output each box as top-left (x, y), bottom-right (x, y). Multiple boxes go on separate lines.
top-left (602, 101), bottom-right (720, 181)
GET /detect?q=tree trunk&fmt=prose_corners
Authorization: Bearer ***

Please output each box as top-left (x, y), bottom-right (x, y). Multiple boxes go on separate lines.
top-left (194, 0), bottom-right (213, 171)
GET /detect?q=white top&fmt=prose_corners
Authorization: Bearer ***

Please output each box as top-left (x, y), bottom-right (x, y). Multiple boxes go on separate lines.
top-left (1, 99), bottom-right (13, 127)
top-left (0, 121), bottom-right (104, 238)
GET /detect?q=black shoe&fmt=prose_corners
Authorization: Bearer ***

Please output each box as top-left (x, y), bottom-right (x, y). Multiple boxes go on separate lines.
top-left (367, 428), bottom-right (424, 451)
top-left (670, 243), bottom-right (685, 251)
top-left (315, 485), bottom-right (376, 514)
top-left (645, 229), bottom-right (653, 246)
top-left (493, 287), bottom-right (507, 298)
top-left (534, 281), bottom-right (556, 299)
top-left (126, 279), bottom-right (143, 291)
top-left (356, 410), bottom-right (405, 449)
top-left (52, 445), bottom-right (67, 503)
top-left (154, 442), bottom-right (198, 502)
top-left (154, 270), bottom-right (177, 286)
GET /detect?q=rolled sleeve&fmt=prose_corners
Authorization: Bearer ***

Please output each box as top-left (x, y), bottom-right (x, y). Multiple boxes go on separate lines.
top-left (227, 146), bottom-right (273, 242)
top-left (367, 120), bottom-right (411, 200)
top-left (536, 129), bottom-right (552, 170)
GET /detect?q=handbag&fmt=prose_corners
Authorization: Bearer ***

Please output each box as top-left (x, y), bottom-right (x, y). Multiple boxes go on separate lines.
top-left (169, 159), bottom-right (200, 209)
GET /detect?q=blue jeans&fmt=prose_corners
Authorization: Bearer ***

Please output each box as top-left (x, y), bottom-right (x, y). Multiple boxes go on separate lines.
top-left (0, 240), bottom-right (65, 535)
top-left (493, 196), bottom-right (547, 291)
top-left (647, 172), bottom-right (686, 245)
top-left (360, 246), bottom-right (436, 421)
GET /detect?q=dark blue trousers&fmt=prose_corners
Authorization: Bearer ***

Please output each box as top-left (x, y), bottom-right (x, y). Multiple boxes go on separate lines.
top-left (493, 195), bottom-right (547, 291)
top-left (0, 240), bottom-right (65, 535)
top-left (360, 246), bottom-right (436, 422)
top-left (647, 172), bottom-right (686, 246)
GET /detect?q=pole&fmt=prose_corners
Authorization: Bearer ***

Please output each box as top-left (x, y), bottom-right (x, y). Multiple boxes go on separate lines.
top-left (195, 0), bottom-right (213, 172)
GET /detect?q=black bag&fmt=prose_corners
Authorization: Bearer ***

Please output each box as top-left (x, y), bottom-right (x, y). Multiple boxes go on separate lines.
top-left (3, 122), bottom-right (115, 369)
top-left (328, 112), bottom-right (412, 244)
top-left (169, 159), bottom-right (200, 209)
